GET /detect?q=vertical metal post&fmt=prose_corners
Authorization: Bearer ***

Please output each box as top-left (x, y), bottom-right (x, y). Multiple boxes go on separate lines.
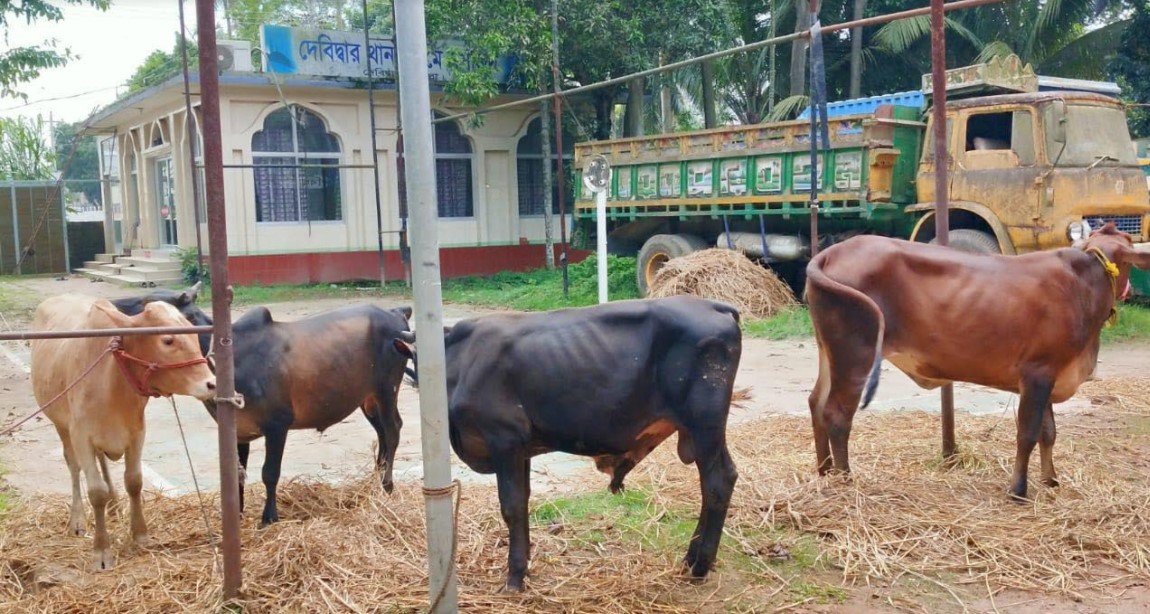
top-left (59, 186), bottom-right (70, 273)
top-left (194, 0), bottom-right (243, 599)
top-left (10, 182), bottom-right (21, 275)
top-left (394, 1), bottom-right (459, 612)
top-left (929, 0), bottom-right (956, 459)
top-left (101, 175), bottom-right (115, 255)
top-left (551, 0), bottom-right (569, 298)
top-left (363, 0), bottom-right (387, 286)
top-left (179, 0), bottom-right (206, 281)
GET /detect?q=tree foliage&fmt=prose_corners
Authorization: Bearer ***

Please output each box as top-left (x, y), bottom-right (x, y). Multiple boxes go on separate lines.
top-left (0, 0), bottom-right (110, 100)
top-left (53, 121), bottom-right (102, 204)
top-left (1107, 2), bottom-right (1150, 139)
top-left (125, 36), bottom-right (199, 95)
top-left (0, 116), bottom-right (56, 180)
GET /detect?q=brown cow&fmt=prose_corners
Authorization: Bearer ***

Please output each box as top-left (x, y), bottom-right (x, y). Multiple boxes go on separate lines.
top-left (30, 294), bottom-right (216, 570)
top-left (805, 222), bottom-right (1150, 500)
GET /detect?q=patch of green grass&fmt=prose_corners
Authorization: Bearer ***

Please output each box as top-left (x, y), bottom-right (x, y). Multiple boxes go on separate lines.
top-left (440, 254), bottom-right (639, 312)
top-left (203, 280), bottom-right (411, 308)
top-left (788, 579), bottom-right (849, 604)
top-left (742, 308), bottom-right (813, 340)
top-left (1100, 303), bottom-right (1150, 344)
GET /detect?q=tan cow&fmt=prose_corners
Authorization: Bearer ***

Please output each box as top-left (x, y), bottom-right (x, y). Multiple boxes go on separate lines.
top-left (30, 294), bottom-right (216, 570)
top-left (805, 222), bottom-right (1150, 501)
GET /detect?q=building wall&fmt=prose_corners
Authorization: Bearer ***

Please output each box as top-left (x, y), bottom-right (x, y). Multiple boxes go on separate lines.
top-left (97, 81), bottom-right (579, 282)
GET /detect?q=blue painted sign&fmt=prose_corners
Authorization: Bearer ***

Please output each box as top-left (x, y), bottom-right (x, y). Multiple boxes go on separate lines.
top-left (259, 24), bottom-right (516, 84)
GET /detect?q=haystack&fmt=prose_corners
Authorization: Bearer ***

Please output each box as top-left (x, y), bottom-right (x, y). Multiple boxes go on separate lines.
top-left (646, 248), bottom-right (797, 319)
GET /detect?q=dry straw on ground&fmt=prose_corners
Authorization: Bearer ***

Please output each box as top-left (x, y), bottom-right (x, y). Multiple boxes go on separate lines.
top-left (646, 248), bottom-right (797, 319)
top-left (3, 377), bottom-right (1150, 612)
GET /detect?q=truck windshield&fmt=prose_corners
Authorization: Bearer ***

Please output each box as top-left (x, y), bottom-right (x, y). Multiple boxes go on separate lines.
top-left (1048, 105), bottom-right (1138, 167)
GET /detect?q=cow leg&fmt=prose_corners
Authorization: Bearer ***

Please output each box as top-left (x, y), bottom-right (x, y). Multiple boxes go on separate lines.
top-left (53, 424), bottom-right (86, 537)
top-left (1010, 378), bottom-right (1054, 501)
top-left (98, 454), bottom-right (119, 517)
top-left (1039, 402), bottom-right (1059, 488)
top-left (824, 391), bottom-right (862, 476)
top-left (76, 440), bottom-right (115, 570)
top-left (237, 442), bottom-right (250, 514)
top-left (260, 428), bottom-right (288, 526)
top-left (493, 448), bottom-right (531, 592)
top-left (808, 348), bottom-right (834, 474)
top-left (124, 430), bottom-right (150, 547)
top-left (683, 427), bottom-right (737, 579)
top-left (362, 398), bottom-right (400, 494)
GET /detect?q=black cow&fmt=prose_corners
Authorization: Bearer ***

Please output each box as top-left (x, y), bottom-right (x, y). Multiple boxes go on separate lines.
top-left (202, 303), bottom-right (414, 525)
top-left (401, 295), bottom-right (742, 592)
top-left (110, 282), bottom-right (213, 357)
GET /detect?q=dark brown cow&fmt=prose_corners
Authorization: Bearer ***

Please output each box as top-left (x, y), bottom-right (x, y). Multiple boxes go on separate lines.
top-left (804, 222), bottom-right (1150, 500)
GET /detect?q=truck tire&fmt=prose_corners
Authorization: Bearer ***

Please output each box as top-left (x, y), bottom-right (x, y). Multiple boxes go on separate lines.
top-left (637, 233), bottom-right (709, 295)
top-left (931, 229), bottom-right (1001, 255)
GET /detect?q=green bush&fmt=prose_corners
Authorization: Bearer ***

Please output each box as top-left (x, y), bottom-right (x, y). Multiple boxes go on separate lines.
top-left (176, 246), bottom-right (210, 286)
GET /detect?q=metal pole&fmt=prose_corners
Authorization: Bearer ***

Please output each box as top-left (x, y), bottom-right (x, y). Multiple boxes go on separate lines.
top-left (101, 174), bottom-right (115, 255)
top-left (194, 0), bottom-right (243, 599)
top-left (929, 0), bottom-right (956, 460)
top-left (596, 186), bottom-right (608, 303)
top-left (10, 182), bottom-right (21, 275)
top-left (178, 0), bottom-right (206, 282)
top-left (59, 186), bottom-right (70, 273)
top-left (551, 0), bottom-right (569, 298)
top-left (432, 0), bottom-right (1010, 126)
top-left (394, 1), bottom-right (458, 612)
top-left (0, 325), bottom-right (213, 342)
top-left (363, 0), bottom-right (387, 287)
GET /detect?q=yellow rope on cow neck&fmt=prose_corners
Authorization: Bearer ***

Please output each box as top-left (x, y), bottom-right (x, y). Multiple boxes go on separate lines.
top-left (1087, 247), bottom-right (1120, 328)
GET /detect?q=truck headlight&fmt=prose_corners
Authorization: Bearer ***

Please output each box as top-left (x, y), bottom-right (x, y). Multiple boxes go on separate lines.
top-left (1068, 221), bottom-right (1087, 241)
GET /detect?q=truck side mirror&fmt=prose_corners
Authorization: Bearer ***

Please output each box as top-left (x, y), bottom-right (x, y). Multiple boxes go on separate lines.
top-left (1049, 100), bottom-right (1067, 145)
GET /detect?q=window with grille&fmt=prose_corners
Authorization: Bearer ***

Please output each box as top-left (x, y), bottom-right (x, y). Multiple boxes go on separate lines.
top-left (516, 117), bottom-right (574, 216)
top-left (397, 112), bottom-right (474, 219)
top-left (252, 105), bottom-right (343, 223)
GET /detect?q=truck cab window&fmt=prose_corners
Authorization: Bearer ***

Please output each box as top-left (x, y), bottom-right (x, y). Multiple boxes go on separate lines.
top-left (964, 110), bottom-right (1035, 166)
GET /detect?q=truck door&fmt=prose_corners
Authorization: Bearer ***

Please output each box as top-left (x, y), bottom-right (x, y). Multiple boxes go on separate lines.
top-left (950, 107), bottom-right (1042, 251)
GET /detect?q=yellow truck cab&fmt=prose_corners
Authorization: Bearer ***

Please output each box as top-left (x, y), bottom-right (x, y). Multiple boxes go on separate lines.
top-left (909, 57), bottom-right (1150, 254)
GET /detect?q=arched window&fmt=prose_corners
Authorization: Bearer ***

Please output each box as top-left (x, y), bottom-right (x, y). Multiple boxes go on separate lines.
top-left (516, 117), bottom-right (574, 216)
top-left (252, 105), bottom-right (342, 222)
top-left (397, 112), bottom-right (473, 218)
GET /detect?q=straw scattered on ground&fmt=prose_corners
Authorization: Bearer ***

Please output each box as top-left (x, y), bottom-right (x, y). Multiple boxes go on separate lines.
top-left (3, 377), bottom-right (1150, 612)
top-left (647, 249), bottom-right (797, 319)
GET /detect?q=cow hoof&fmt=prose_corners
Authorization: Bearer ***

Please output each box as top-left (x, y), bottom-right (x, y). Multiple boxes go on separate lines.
top-left (260, 512), bottom-right (279, 527)
top-left (134, 534), bottom-right (153, 548)
top-left (609, 482), bottom-right (625, 495)
top-left (382, 480), bottom-right (394, 494)
top-left (1042, 477), bottom-right (1060, 488)
top-left (502, 579), bottom-right (525, 593)
top-left (69, 519), bottom-right (86, 537)
top-left (92, 550), bottom-right (115, 571)
top-left (1008, 488), bottom-right (1030, 503)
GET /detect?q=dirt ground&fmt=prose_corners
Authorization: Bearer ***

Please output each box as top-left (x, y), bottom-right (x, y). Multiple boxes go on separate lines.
top-left (3, 274), bottom-right (1150, 612)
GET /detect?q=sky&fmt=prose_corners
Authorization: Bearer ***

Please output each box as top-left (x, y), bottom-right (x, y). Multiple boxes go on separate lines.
top-left (0, 0), bottom-right (204, 124)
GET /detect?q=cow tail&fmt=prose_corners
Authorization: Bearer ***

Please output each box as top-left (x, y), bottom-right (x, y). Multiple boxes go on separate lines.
top-left (805, 254), bottom-right (886, 411)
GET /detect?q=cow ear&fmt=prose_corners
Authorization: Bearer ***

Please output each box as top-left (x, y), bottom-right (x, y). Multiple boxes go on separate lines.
top-left (393, 338), bottom-right (415, 359)
top-left (91, 299), bottom-right (133, 328)
top-left (396, 306), bottom-right (413, 321)
top-left (180, 281), bottom-right (203, 306)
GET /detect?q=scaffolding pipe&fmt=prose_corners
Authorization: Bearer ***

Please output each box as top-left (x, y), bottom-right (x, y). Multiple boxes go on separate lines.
top-left (0, 325), bottom-right (213, 342)
top-left (432, 0), bottom-right (1011, 125)
top-left (929, 0), bottom-right (957, 459)
top-left (178, 0), bottom-right (205, 282)
top-left (194, 0), bottom-right (244, 599)
top-left (363, 0), bottom-right (388, 287)
top-left (394, 0), bottom-right (459, 611)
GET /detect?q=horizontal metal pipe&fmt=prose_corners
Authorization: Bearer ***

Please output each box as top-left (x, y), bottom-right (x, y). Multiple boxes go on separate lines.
top-left (198, 163), bottom-right (378, 170)
top-left (0, 325), bottom-right (213, 341)
top-left (432, 0), bottom-right (1011, 125)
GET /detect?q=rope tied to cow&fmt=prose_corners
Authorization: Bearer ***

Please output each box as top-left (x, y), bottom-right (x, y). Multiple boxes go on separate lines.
top-left (0, 345), bottom-right (115, 437)
top-left (1087, 246), bottom-right (1121, 328)
top-left (110, 336), bottom-right (211, 398)
top-left (423, 478), bottom-right (461, 614)
top-left (167, 397), bottom-right (222, 572)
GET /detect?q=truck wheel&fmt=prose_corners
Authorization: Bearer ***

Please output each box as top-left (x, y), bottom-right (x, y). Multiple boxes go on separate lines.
top-left (637, 233), bottom-right (709, 295)
top-left (931, 229), bottom-right (1000, 255)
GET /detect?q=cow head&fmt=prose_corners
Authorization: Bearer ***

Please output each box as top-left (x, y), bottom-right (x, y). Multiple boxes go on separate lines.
top-left (114, 282), bottom-right (214, 359)
top-left (92, 300), bottom-right (217, 401)
top-left (1077, 222), bottom-right (1150, 301)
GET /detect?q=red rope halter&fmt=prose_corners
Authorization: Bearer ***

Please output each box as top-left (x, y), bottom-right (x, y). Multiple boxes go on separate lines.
top-left (109, 335), bottom-right (210, 398)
